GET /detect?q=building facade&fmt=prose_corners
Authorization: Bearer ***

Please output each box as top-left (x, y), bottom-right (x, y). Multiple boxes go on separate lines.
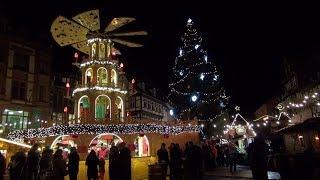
top-left (51, 73), bottom-right (80, 125)
top-left (128, 81), bottom-right (172, 121)
top-left (0, 34), bottom-right (52, 134)
top-left (278, 56), bottom-right (320, 124)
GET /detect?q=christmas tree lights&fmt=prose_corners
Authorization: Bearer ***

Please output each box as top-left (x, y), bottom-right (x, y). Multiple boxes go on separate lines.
top-left (168, 18), bottom-right (229, 122)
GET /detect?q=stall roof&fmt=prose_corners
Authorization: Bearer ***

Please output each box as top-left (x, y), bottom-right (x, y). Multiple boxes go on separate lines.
top-left (275, 117), bottom-right (320, 134)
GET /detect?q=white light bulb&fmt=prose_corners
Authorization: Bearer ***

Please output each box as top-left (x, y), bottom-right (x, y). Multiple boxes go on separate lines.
top-left (195, 44), bottom-right (200, 50)
top-left (187, 18), bottom-right (192, 24)
top-left (180, 71), bottom-right (183, 76)
top-left (200, 73), bottom-right (205, 80)
top-left (191, 95), bottom-right (198, 102)
top-left (204, 55), bottom-right (208, 62)
top-left (169, 109), bottom-right (174, 116)
top-left (179, 49), bottom-right (183, 56)
top-left (213, 75), bottom-right (218, 81)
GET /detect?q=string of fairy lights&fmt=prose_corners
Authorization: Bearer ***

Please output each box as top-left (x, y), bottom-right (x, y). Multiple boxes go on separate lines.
top-left (73, 86), bottom-right (128, 96)
top-left (80, 60), bottom-right (119, 68)
top-left (7, 123), bottom-right (200, 140)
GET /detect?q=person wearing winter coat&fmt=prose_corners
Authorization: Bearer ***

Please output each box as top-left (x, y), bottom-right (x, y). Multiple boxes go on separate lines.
top-left (68, 147), bottom-right (80, 180)
top-left (0, 152), bottom-right (6, 180)
top-left (52, 149), bottom-right (67, 180)
top-left (9, 151), bottom-right (27, 180)
top-left (27, 143), bottom-right (41, 180)
top-left (109, 144), bottom-right (119, 180)
top-left (118, 143), bottom-right (131, 180)
top-left (86, 150), bottom-right (99, 180)
top-left (39, 147), bottom-right (53, 180)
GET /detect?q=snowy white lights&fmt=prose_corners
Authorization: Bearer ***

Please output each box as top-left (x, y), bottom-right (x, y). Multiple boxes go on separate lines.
top-left (191, 95), bottom-right (198, 102)
top-left (195, 44), bottom-right (200, 50)
top-left (73, 86), bottom-right (127, 96)
top-left (179, 49), bottom-right (183, 56)
top-left (187, 18), bottom-right (192, 24)
top-left (7, 123), bottom-right (200, 140)
top-left (200, 73), bottom-right (205, 80)
top-left (169, 109), bottom-right (174, 116)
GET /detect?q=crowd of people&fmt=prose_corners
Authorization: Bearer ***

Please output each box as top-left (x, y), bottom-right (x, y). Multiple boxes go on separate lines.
top-left (156, 141), bottom-right (242, 180)
top-left (0, 136), bottom-right (271, 180)
top-left (1, 141), bottom-right (132, 180)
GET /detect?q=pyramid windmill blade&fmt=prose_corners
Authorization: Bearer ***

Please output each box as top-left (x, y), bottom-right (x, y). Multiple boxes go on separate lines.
top-left (110, 30), bottom-right (148, 37)
top-left (105, 17), bottom-right (136, 32)
top-left (111, 38), bottom-right (143, 47)
top-left (71, 41), bottom-right (90, 54)
top-left (50, 16), bottom-right (89, 46)
top-left (72, 9), bottom-right (100, 31)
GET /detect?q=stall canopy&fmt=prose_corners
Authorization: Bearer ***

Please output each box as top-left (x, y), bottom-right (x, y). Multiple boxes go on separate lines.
top-left (275, 117), bottom-right (320, 134)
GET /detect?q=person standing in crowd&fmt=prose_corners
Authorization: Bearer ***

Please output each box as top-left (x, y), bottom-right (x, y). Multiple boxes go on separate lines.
top-left (109, 143), bottom-right (119, 180)
top-left (201, 143), bottom-right (211, 171)
top-left (52, 149), bottom-right (67, 180)
top-left (248, 134), bottom-right (268, 180)
top-left (68, 147), bottom-right (80, 180)
top-left (224, 145), bottom-right (230, 167)
top-left (229, 143), bottom-right (238, 173)
top-left (27, 143), bottom-right (40, 180)
top-left (0, 152), bottom-right (6, 180)
top-left (86, 150), bottom-right (99, 180)
top-left (157, 143), bottom-right (169, 180)
top-left (170, 143), bottom-right (182, 180)
top-left (98, 157), bottom-right (105, 180)
top-left (118, 142), bottom-right (131, 180)
top-left (211, 144), bottom-right (217, 168)
top-left (39, 146), bottom-right (53, 180)
top-left (9, 150), bottom-right (27, 180)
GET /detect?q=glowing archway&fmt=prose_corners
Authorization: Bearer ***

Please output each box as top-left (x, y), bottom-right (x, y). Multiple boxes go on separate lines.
top-left (85, 68), bottom-right (93, 85)
top-left (95, 95), bottom-right (111, 120)
top-left (92, 43), bottom-right (96, 57)
top-left (116, 96), bottom-right (124, 121)
top-left (78, 95), bottom-right (90, 119)
top-left (88, 133), bottom-right (123, 156)
top-left (111, 69), bottom-right (117, 86)
top-left (97, 67), bottom-right (108, 86)
top-left (134, 135), bottom-right (150, 157)
top-left (50, 135), bottom-right (76, 150)
top-left (99, 43), bottom-right (105, 59)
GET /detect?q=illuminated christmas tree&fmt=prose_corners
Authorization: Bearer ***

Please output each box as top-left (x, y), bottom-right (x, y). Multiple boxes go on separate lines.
top-left (169, 18), bottom-right (229, 137)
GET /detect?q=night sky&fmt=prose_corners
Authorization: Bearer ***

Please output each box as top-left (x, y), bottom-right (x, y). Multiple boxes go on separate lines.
top-left (2, 1), bottom-right (320, 115)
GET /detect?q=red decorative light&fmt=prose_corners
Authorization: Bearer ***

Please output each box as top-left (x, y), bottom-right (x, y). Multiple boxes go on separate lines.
top-left (74, 52), bottom-right (79, 58)
top-left (66, 82), bottom-right (70, 88)
top-left (131, 78), bottom-right (135, 84)
top-left (64, 106), bottom-right (68, 113)
top-left (120, 63), bottom-right (124, 68)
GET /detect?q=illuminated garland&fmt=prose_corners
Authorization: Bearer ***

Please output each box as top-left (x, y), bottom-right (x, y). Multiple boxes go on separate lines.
top-left (7, 123), bottom-right (200, 140)
top-left (80, 60), bottom-right (119, 68)
top-left (73, 86), bottom-right (127, 96)
top-left (283, 91), bottom-right (320, 110)
top-left (170, 86), bottom-right (225, 96)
